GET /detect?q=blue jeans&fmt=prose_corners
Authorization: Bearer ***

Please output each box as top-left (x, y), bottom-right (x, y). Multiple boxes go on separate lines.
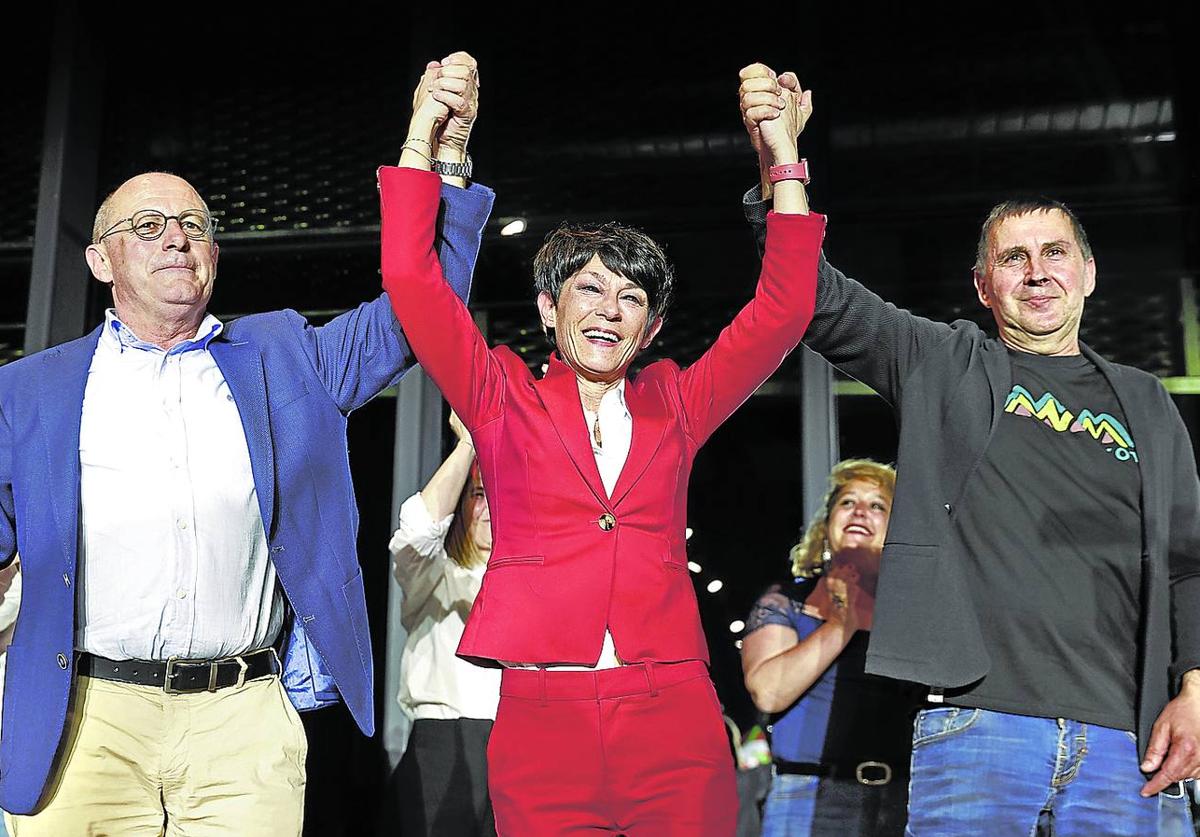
top-left (761, 770), bottom-right (908, 837)
top-left (907, 706), bottom-right (1194, 836)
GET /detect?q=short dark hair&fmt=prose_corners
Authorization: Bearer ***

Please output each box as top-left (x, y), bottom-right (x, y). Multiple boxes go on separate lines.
top-left (974, 197), bottom-right (1093, 274)
top-left (533, 221), bottom-right (674, 346)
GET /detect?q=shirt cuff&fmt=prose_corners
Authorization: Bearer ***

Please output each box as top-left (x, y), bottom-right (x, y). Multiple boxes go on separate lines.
top-left (390, 493), bottom-right (454, 558)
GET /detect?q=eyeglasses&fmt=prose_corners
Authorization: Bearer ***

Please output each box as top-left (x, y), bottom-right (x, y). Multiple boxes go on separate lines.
top-left (98, 209), bottom-right (215, 243)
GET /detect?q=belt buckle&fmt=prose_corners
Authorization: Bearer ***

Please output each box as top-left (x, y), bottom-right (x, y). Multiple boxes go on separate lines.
top-left (855, 760), bottom-right (892, 786)
top-left (164, 656), bottom-right (237, 694)
top-left (164, 657), bottom-right (217, 694)
top-left (163, 656), bottom-right (189, 694)
top-left (165, 652), bottom-right (259, 695)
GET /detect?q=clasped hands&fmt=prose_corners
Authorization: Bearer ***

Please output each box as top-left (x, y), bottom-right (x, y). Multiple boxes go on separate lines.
top-left (403, 54), bottom-right (815, 178)
top-left (738, 62), bottom-right (814, 201)
top-left (404, 51), bottom-right (480, 171)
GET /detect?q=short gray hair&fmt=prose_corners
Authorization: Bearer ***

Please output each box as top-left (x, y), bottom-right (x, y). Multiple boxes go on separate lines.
top-left (974, 198), bottom-right (1092, 274)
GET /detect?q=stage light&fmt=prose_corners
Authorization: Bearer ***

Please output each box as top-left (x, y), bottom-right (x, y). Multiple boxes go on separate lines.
top-left (687, 561), bottom-right (702, 574)
top-left (706, 579), bottom-right (723, 594)
top-left (685, 527), bottom-right (694, 539)
top-left (500, 218), bottom-right (527, 236)
top-left (729, 620), bottom-right (745, 633)
top-left (735, 640), bottom-right (743, 650)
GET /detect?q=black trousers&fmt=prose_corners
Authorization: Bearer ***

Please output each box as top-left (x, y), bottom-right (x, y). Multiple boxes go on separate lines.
top-left (384, 717), bottom-right (496, 837)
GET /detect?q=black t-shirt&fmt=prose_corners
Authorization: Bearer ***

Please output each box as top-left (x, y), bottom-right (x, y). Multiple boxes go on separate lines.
top-left (950, 350), bottom-right (1143, 731)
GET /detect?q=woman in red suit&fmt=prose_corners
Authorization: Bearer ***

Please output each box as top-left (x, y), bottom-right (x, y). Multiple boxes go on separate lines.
top-left (379, 54), bottom-right (826, 836)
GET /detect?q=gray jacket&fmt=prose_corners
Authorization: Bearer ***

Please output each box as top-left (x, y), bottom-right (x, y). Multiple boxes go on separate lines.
top-left (746, 191), bottom-right (1200, 757)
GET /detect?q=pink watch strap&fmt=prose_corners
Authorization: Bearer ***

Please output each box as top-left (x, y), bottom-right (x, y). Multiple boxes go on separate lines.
top-left (768, 159), bottom-right (811, 185)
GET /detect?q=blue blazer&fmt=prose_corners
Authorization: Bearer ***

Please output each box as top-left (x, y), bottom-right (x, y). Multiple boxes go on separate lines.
top-left (0, 182), bottom-right (494, 814)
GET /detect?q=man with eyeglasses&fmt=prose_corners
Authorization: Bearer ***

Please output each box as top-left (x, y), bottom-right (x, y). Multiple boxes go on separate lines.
top-left (0, 53), bottom-right (488, 834)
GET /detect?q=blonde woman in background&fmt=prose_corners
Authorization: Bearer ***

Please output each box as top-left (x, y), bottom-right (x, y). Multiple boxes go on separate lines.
top-left (386, 411), bottom-right (499, 837)
top-left (742, 460), bottom-right (919, 837)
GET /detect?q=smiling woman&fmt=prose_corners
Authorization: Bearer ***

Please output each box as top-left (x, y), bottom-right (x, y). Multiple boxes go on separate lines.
top-left (741, 459), bottom-right (920, 837)
top-left (532, 222), bottom-right (672, 397)
top-left (379, 53), bottom-right (825, 835)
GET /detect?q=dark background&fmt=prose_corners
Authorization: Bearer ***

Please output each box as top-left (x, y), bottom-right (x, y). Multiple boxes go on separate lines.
top-left (3, 4), bottom-right (1197, 832)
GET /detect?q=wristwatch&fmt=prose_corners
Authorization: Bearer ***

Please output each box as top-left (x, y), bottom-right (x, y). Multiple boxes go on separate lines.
top-left (432, 153), bottom-right (473, 181)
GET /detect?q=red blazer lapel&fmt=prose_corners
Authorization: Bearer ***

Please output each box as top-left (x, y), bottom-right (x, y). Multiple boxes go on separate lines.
top-left (610, 372), bottom-right (669, 508)
top-left (533, 354), bottom-right (610, 506)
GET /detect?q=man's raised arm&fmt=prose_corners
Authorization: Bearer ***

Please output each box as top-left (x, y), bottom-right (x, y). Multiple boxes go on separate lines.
top-left (303, 54), bottom-right (493, 413)
top-left (738, 63), bottom-right (951, 407)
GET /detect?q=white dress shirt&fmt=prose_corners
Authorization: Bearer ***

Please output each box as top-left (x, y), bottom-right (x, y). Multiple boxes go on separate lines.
top-left (0, 561), bottom-right (20, 739)
top-left (390, 494), bottom-right (501, 721)
top-left (520, 381), bottom-right (631, 671)
top-left (582, 381), bottom-right (633, 496)
top-left (76, 311), bottom-right (283, 661)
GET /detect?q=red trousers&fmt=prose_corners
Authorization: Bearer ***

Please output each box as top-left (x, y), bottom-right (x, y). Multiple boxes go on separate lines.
top-left (487, 660), bottom-right (738, 836)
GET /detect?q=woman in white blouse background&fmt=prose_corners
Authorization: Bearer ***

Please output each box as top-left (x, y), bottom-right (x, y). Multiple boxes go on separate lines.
top-left (386, 410), bottom-right (499, 837)
top-left (0, 559), bottom-right (20, 837)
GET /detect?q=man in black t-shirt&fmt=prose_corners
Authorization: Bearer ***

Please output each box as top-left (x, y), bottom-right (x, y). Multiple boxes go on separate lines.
top-left (739, 63), bottom-right (1200, 835)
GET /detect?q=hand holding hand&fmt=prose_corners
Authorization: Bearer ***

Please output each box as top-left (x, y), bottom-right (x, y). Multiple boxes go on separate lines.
top-left (433, 51), bottom-right (480, 156)
top-left (739, 64), bottom-right (812, 166)
top-left (409, 61), bottom-right (451, 142)
top-left (739, 63), bottom-right (779, 159)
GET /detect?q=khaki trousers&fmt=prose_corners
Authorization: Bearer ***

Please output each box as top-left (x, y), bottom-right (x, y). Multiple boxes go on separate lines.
top-left (5, 673), bottom-right (306, 836)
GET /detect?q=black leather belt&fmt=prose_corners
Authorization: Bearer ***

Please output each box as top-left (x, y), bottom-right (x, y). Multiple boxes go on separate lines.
top-left (78, 648), bottom-right (280, 694)
top-left (774, 759), bottom-right (904, 786)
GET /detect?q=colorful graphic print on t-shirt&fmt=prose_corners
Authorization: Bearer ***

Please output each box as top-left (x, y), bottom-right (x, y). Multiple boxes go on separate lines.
top-left (1004, 385), bottom-right (1138, 462)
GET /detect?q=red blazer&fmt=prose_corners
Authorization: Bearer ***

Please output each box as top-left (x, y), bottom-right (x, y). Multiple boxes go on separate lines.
top-left (380, 167), bottom-right (825, 665)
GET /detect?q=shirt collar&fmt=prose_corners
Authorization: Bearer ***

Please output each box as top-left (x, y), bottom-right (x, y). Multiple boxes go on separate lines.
top-left (587, 379), bottom-right (629, 419)
top-left (102, 309), bottom-right (224, 355)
